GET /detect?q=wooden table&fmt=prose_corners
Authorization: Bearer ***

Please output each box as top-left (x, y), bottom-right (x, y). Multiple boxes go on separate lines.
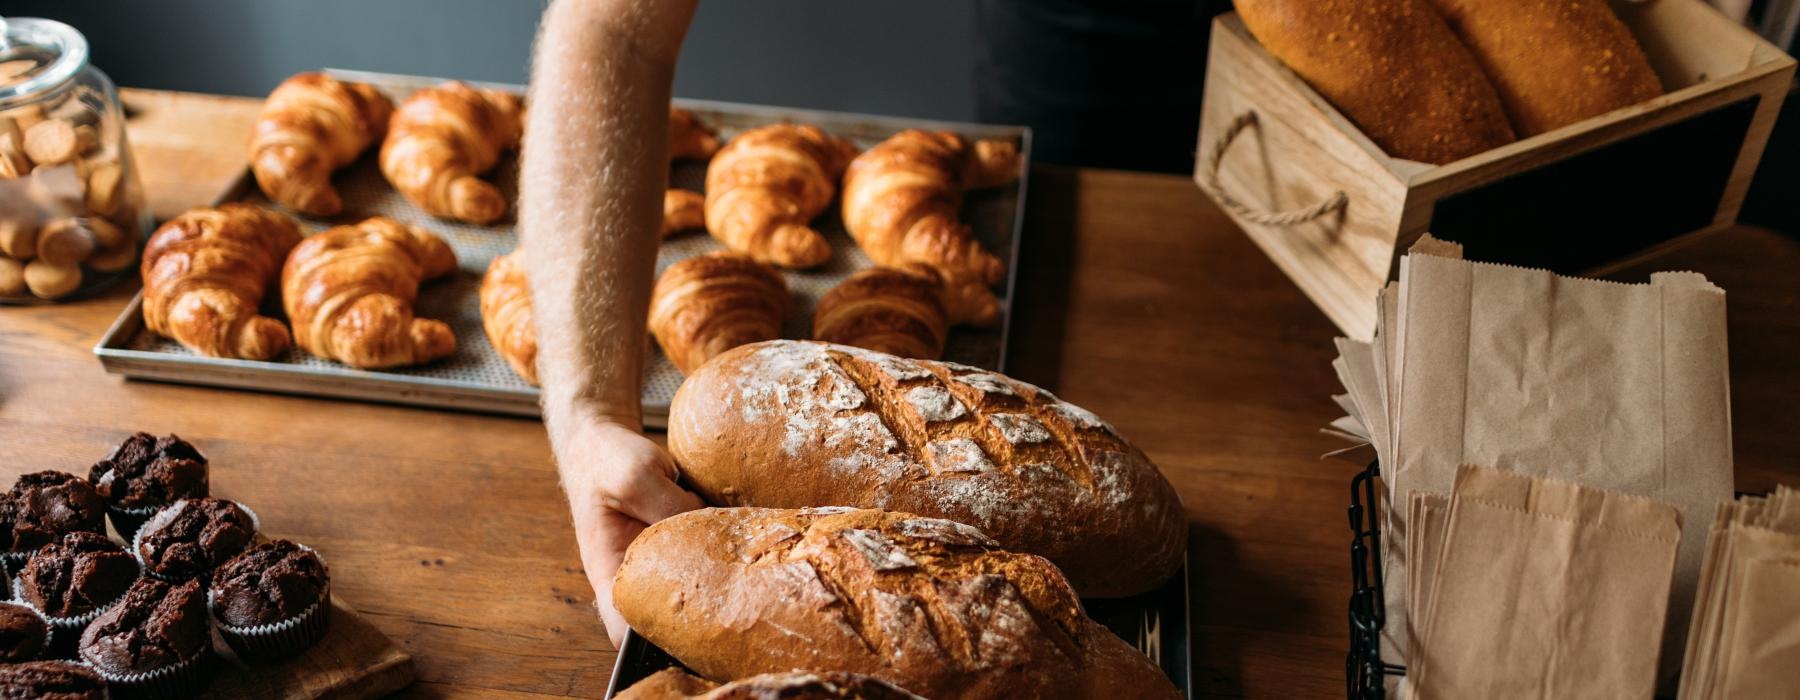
top-left (3, 89), bottom-right (1797, 698)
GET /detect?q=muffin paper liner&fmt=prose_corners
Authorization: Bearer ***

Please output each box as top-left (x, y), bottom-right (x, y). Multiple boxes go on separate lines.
top-left (131, 500), bottom-right (260, 583)
top-left (107, 503), bottom-right (165, 542)
top-left (209, 544), bottom-right (331, 661)
top-left (82, 639), bottom-right (216, 699)
top-left (1, 552), bottom-right (30, 578)
top-left (12, 568), bottom-right (138, 659)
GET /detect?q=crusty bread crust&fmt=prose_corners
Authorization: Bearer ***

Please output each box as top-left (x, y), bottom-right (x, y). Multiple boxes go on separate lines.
top-left (613, 508), bottom-right (1181, 700)
top-left (667, 340), bottom-right (1186, 597)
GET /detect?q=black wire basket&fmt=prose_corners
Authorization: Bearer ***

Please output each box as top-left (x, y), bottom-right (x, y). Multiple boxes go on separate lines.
top-left (1348, 461), bottom-right (1405, 699)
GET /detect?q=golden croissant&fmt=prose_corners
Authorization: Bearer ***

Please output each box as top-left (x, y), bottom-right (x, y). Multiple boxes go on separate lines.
top-left (704, 124), bottom-right (857, 269)
top-left (649, 252), bottom-right (788, 374)
top-left (662, 188), bottom-right (705, 237)
top-left (380, 81), bottom-right (522, 224)
top-left (282, 217), bottom-right (458, 368)
top-left (812, 264), bottom-right (949, 360)
top-left (480, 252), bottom-right (538, 384)
top-left (141, 204), bottom-right (305, 360)
top-left (249, 73), bottom-right (393, 216)
top-left (841, 129), bottom-right (1019, 326)
top-left (669, 108), bottom-right (720, 162)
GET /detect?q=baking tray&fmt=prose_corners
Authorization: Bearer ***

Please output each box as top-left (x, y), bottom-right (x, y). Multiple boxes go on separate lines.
top-left (95, 69), bottom-right (1031, 427)
top-left (602, 559), bottom-right (1193, 698)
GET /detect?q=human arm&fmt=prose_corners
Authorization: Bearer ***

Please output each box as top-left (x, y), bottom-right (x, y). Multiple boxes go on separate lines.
top-left (518, 0), bottom-right (705, 647)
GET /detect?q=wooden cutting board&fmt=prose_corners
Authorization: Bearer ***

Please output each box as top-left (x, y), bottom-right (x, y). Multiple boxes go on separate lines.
top-left (201, 596), bottom-right (414, 699)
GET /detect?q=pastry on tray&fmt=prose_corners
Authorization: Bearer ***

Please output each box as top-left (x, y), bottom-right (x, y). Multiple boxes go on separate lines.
top-left (141, 204), bottom-right (305, 361)
top-left (615, 668), bottom-right (923, 700)
top-left (840, 129), bottom-right (1019, 326)
top-left (614, 507), bottom-right (1182, 700)
top-left (668, 107), bottom-right (720, 162)
top-left (281, 216), bottom-right (458, 369)
top-left (380, 81), bottom-right (522, 225)
top-left (479, 251), bottom-right (538, 384)
top-left (660, 188), bottom-right (705, 238)
top-left (704, 124), bottom-right (857, 269)
top-left (667, 340), bottom-right (1187, 597)
top-left (648, 252), bottom-right (788, 375)
top-left (813, 264), bottom-right (949, 360)
top-left (249, 72), bottom-right (394, 216)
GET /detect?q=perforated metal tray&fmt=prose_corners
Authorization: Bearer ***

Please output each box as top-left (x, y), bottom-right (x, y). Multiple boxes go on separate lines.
top-left (603, 559), bottom-right (1193, 698)
top-left (95, 70), bottom-right (1030, 426)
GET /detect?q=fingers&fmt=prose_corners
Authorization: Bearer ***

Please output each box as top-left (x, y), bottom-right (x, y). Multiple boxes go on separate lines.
top-left (579, 509), bottom-right (647, 650)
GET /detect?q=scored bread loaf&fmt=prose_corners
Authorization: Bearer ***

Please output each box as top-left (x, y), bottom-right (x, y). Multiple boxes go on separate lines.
top-left (615, 668), bottom-right (924, 700)
top-left (1234, 0), bottom-right (1516, 164)
top-left (613, 507), bottom-right (1182, 700)
top-left (666, 340), bottom-right (1186, 597)
top-left (1423, 0), bottom-right (1662, 136)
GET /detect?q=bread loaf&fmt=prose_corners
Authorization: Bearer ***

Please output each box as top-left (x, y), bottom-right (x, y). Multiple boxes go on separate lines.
top-left (616, 668), bottom-right (924, 700)
top-left (613, 507), bottom-right (1181, 700)
top-left (1234, 0), bottom-right (1516, 164)
top-left (667, 340), bottom-right (1186, 597)
top-left (1423, 0), bottom-right (1662, 136)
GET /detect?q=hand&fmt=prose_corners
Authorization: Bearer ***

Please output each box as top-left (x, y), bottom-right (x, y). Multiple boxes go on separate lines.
top-left (559, 420), bottom-right (705, 647)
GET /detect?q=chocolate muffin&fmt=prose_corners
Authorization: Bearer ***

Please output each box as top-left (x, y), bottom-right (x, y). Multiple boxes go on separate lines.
top-left (88, 433), bottom-right (209, 538)
top-left (0, 472), bottom-right (105, 557)
top-left (211, 539), bottom-right (327, 627)
top-left (0, 602), bottom-right (48, 662)
top-left (133, 498), bottom-right (256, 581)
top-left (79, 578), bottom-right (211, 692)
top-left (211, 540), bottom-right (332, 659)
top-left (17, 531), bottom-right (137, 620)
top-left (0, 660), bottom-right (107, 699)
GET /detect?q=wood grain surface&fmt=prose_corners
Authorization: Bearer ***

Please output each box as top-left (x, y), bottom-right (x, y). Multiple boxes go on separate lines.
top-left (0, 88), bottom-right (1795, 698)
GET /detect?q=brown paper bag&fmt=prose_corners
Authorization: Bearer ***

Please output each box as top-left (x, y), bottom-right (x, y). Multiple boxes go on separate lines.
top-left (1385, 244), bottom-right (1731, 675)
top-left (1679, 494), bottom-right (1800, 699)
top-left (1412, 466), bottom-right (1682, 698)
top-left (1717, 557), bottom-right (1800, 697)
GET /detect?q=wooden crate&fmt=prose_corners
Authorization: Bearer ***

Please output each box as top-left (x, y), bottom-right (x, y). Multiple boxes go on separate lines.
top-left (1196, 0), bottom-right (1795, 339)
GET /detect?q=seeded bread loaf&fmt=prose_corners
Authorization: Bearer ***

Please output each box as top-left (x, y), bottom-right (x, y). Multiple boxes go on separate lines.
top-left (616, 668), bottom-right (924, 699)
top-left (613, 508), bottom-right (1181, 700)
top-left (666, 340), bottom-right (1186, 597)
top-left (1423, 0), bottom-right (1663, 136)
top-left (1234, 0), bottom-right (1516, 164)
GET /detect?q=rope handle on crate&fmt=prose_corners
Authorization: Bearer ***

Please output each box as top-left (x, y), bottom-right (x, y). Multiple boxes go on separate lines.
top-left (1197, 111), bottom-right (1348, 226)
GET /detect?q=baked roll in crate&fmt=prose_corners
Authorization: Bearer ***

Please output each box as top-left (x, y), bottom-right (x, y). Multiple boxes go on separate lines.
top-left (1197, 0), bottom-right (1794, 340)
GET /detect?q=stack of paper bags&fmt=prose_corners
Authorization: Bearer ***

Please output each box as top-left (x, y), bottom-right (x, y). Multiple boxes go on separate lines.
top-left (1406, 465), bottom-right (1683, 697)
top-left (1679, 485), bottom-right (1800, 698)
top-left (1328, 237), bottom-right (1735, 683)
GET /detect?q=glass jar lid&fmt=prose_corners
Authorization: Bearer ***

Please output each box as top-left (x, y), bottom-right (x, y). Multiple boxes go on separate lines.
top-left (0, 17), bottom-right (89, 106)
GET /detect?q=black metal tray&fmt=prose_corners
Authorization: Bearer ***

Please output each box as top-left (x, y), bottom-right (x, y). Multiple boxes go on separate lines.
top-left (603, 559), bottom-right (1193, 697)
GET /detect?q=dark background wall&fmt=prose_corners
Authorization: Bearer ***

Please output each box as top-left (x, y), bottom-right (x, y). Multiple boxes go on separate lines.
top-left (0, 0), bottom-right (979, 121)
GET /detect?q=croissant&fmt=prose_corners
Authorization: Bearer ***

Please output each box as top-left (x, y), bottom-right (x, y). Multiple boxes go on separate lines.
top-left (841, 129), bottom-right (1020, 326)
top-left (703, 124), bottom-right (857, 268)
top-left (812, 264), bottom-right (949, 359)
top-left (380, 81), bottom-right (522, 224)
top-left (480, 252), bottom-right (538, 384)
top-left (649, 252), bottom-right (788, 374)
top-left (662, 188), bottom-right (705, 237)
top-left (141, 204), bottom-right (305, 360)
top-left (669, 108), bottom-right (720, 162)
top-left (249, 73), bottom-right (393, 217)
top-left (281, 216), bottom-right (458, 368)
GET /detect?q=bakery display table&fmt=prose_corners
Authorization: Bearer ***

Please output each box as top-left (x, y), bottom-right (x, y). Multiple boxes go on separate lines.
top-left (2, 88), bottom-right (1797, 698)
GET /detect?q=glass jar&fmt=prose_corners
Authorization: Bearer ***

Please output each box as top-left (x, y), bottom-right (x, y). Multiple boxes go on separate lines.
top-left (0, 17), bottom-right (150, 303)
